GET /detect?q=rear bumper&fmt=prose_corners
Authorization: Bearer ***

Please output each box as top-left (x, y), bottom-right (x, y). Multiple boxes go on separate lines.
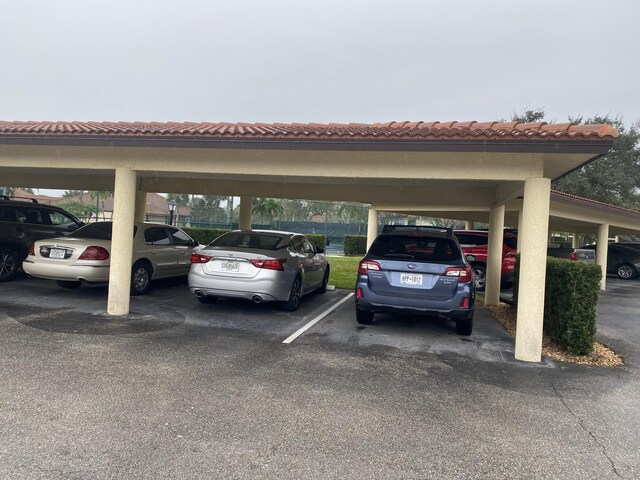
top-left (355, 277), bottom-right (474, 321)
top-left (188, 267), bottom-right (293, 302)
top-left (22, 260), bottom-right (110, 283)
top-left (355, 298), bottom-right (474, 321)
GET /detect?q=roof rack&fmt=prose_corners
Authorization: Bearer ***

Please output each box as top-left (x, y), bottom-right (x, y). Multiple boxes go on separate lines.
top-left (0, 195), bottom-right (39, 203)
top-left (382, 225), bottom-right (453, 236)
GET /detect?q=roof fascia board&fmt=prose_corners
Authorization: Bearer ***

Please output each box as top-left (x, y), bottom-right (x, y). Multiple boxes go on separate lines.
top-left (0, 135), bottom-right (614, 155)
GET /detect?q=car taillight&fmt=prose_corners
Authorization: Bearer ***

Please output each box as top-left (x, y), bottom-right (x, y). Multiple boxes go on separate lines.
top-left (460, 297), bottom-right (470, 308)
top-left (250, 259), bottom-right (287, 271)
top-left (444, 266), bottom-right (472, 283)
top-left (358, 260), bottom-right (381, 275)
top-left (191, 253), bottom-right (212, 264)
top-left (569, 252), bottom-right (577, 261)
top-left (28, 243), bottom-right (35, 256)
top-left (78, 246), bottom-right (110, 261)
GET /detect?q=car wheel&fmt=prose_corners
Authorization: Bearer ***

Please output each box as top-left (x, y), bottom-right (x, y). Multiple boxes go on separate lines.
top-left (455, 317), bottom-right (473, 336)
top-left (318, 266), bottom-right (330, 294)
top-left (281, 275), bottom-right (302, 312)
top-left (356, 308), bottom-right (374, 325)
top-left (197, 295), bottom-right (217, 304)
top-left (0, 247), bottom-right (20, 282)
top-left (472, 264), bottom-right (486, 291)
top-left (56, 280), bottom-right (81, 289)
top-left (616, 263), bottom-right (636, 280)
top-left (131, 261), bottom-right (152, 295)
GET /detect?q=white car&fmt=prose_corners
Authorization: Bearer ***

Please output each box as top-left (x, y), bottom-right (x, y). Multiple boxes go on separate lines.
top-left (23, 221), bottom-right (200, 295)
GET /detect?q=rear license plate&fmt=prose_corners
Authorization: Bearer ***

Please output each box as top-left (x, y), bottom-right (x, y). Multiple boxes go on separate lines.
top-left (400, 273), bottom-right (423, 286)
top-left (221, 260), bottom-right (239, 272)
top-left (49, 248), bottom-right (66, 259)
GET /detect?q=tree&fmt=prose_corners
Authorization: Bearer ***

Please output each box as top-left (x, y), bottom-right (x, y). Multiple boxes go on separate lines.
top-left (553, 117), bottom-right (640, 210)
top-left (63, 190), bottom-right (86, 198)
top-left (252, 198), bottom-right (284, 225)
top-left (511, 108), bottom-right (546, 123)
top-left (190, 195), bottom-right (226, 224)
top-left (56, 200), bottom-right (98, 219)
top-left (90, 190), bottom-right (113, 220)
top-left (335, 202), bottom-right (368, 223)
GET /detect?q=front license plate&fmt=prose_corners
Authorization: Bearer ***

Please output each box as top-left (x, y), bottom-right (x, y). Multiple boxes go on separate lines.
top-left (400, 273), bottom-right (423, 286)
top-left (221, 260), bottom-right (239, 272)
top-left (49, 248), bottom-right (66, 259)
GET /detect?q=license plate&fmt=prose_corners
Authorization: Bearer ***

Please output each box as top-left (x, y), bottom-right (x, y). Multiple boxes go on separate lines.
top-left (221, 260), bottom-right (239, 272)
top-left (400, 273), bottom-right (423, 286)
top-left (49, 248), bottom-right (66, 259)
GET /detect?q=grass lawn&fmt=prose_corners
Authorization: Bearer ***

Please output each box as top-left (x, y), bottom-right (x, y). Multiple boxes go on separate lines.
top-left (327, 255), bottom-right (361, 290)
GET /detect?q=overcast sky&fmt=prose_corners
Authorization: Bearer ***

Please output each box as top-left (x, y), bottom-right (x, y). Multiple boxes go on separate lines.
top-left (1, 0), bottom-right (639, 129)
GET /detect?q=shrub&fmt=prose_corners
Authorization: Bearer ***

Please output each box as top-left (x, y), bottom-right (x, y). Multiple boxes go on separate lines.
top-left (182, 227), bottom-right (230, 245)
top-left (306, 234), bottom-right (327, 250)
top-left (344, 235), bottom-right (367, 255)
top-left (513, 256), bottom-right (602, 355)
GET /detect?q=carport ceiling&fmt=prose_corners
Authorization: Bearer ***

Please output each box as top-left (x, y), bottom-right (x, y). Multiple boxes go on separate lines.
top-left (0, 120), bottom-right (616, 210)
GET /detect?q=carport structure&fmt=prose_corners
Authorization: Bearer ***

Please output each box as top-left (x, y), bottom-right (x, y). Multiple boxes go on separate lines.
top-left (0, 119), bottom-right (633, 363)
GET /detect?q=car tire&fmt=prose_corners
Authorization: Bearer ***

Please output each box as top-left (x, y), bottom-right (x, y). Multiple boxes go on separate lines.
top-left (318, 266), bottom-right (330, 294)
top-left (131, 261), bottom-right (152, 296)
top-left (356, 308), bottom-right (374, 325)
top-left (0, 247), bottom-right (20, 282)
top-left (472, 264), bottom-right (486, 291)
top-left (281, 275), bottom-right (302, 312)
top-left (197, 295), bottom-right (218, 304)
top-left (56, 280), bottom-right (81, 289)
top-left (455, 317), bottom-right (473, 336)
top-left (616, 263), bottom-right (636, 280)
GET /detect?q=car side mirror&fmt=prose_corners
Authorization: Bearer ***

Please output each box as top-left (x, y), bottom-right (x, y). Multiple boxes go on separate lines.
top-left (465, 254), bottom-right (476, 263)
top-left (315, 247), bottom-right (325, 254)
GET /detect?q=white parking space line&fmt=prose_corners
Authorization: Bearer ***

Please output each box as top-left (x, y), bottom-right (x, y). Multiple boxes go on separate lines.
top-left (282, 293), bottom-right (355, 344)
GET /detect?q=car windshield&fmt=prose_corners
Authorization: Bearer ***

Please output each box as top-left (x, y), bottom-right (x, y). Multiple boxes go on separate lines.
top-left (210, 232), bottom-right (285, 250)
top-left (370, 235), bottom-right (461, 262)
top-left (71, 222), bottom-right (137, 240)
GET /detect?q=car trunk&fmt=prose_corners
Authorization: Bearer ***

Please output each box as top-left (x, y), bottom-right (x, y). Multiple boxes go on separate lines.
top-left (366, 259), bottom-right (459, 300)
top-left (200, 247), bottom-right (277, 279)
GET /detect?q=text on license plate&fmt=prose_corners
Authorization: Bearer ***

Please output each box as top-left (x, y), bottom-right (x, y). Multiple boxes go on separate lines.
top-left (49, 248), bottom-right (66, 259)
top-left (400, 273), bottom-right (423, 286)
top-left (221, 260), bottom-right (239, 272)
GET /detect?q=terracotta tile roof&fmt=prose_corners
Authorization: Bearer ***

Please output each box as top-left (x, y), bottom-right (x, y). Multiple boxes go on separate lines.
top-left (551, 190), bottom-right (640, 218)
top-left (0, 120), bottom-right (618, 142)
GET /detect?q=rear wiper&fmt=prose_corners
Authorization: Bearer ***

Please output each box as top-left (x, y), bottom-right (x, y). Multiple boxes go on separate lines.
top-left (383, 254), bottom-right (414, 259)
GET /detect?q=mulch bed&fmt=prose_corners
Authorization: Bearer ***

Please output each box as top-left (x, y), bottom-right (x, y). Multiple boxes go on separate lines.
top-left (488, 304), bottom-right (623, 367)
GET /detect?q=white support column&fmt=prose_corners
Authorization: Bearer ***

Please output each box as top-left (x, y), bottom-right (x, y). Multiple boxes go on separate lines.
top-left (485, 204), bottom-right (505, 306)
top-left (465, 220), bottom-right (475, 230)
top-left (597, 224), bottom-right (609, 291)
top-left (516, 208), bottom-right (524, 253)
top-left (514, 177), bottom-right (551, 362)
top-left (572, 234), bottom-right (580, 249)
top-left (107, 166), bottom-right (137, 316)
top-left (239, 196), bottom-right (253, 230)
top-left (367, 208), bottom-right (379, 250)
top-left (134, 190), bottom-right (147, 223)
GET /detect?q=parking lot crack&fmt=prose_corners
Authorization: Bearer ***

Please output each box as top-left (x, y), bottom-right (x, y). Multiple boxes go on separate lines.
top-left (548, 380), bottom-right (621, 478)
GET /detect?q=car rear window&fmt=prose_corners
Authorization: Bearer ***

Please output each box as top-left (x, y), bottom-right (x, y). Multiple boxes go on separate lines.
top-left (370, 235), bottom-right (461, 262)
top-left (210, 232), bottom-right (285, 250)
top-left (71, 222), bottom-right (137, 240)
top-left (503, 236), bottom-right (518, 249)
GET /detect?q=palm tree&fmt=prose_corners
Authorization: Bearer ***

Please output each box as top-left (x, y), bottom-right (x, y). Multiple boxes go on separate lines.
top-left (253, 198), bottom-right (284, 226)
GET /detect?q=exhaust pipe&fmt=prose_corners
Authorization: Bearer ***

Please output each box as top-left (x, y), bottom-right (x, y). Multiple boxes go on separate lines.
top-left (194, 290), bottom-right (204, 298)
top-left (252, 295), bottom-right (262, 304)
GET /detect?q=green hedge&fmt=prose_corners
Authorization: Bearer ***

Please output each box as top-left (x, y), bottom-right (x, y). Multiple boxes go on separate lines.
top-left (306, 234), bottom-right (327, 250)
top-left (182, 227), bottom-right (230, 245)
top-left (513, 256), bottom-right (602, 355)
top-left (344, 235), bottom-right (367, 255)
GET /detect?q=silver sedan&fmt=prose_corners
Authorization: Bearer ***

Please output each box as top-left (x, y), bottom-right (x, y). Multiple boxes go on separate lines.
top-left (188, 230), bottom-right (330, 311)
top-left (23, 221), bottom-right (200, 295)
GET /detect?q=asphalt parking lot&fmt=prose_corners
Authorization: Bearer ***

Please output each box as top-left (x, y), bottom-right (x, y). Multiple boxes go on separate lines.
top-left (1, 276), bottom-right (639, 478)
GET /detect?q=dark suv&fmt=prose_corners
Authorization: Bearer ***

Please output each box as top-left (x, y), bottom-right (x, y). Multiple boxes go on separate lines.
top-left (355, 226), bottom-right (475, 335)
top-left (0, 196), bottom-right (84, 281)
